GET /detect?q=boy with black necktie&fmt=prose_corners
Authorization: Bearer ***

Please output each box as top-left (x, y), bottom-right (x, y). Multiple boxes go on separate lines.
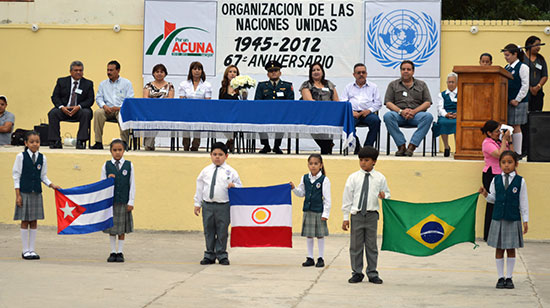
top-left (194, 142), bottom-right (242, 265)
top-left (342, 146), bottom-right (390, 284)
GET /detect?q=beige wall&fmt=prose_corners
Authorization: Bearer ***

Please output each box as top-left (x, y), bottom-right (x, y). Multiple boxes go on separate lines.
top-left (1, 150), bottom-right (549, 239)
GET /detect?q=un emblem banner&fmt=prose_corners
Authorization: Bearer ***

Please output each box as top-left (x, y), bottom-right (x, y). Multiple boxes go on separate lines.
top-left (381, 193), bottom-right (479, 257)
top-left (365, 1), bottom-right (441, 78)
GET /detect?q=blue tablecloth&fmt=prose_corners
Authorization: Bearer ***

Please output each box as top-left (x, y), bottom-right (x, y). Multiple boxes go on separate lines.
top-left (120, 98), bottom-right (355, 149)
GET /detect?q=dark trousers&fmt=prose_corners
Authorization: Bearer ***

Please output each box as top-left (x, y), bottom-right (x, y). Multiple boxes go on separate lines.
top-left (354, 113), bottom-right (381, 150)
top-left (350, 211), bottom-right (379, 278)
top-left (260, 133), bottom-right (283, 149)
top-left (482, 169), bottom-right (496, 241)
top-left (314, 138), bottom-right (333, 154)
top-left (47, 107), bottom-right (92, 142)
top-left (521, 91), bottom-right (545, 155)
top-left (202, 201), bottom-right (230, 261)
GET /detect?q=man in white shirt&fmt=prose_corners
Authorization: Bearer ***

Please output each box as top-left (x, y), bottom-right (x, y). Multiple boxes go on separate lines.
top-left (342, 146), bottom-right (390, 284)
top-left (340, 63), bottom-right (382, 154)
top-left (91, 61), bottom-right (134, 149)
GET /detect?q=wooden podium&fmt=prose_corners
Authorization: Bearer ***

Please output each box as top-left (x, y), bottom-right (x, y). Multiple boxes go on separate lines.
top-left (453, 66), bottom-right (513, 160)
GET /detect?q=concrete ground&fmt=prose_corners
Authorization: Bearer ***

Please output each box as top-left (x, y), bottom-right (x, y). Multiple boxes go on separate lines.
top-left (0, 223), bottom-right (548, 308)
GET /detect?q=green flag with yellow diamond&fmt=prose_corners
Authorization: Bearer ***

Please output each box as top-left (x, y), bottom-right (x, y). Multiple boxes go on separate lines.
top-left (381, 193), bottom-right (479, 256)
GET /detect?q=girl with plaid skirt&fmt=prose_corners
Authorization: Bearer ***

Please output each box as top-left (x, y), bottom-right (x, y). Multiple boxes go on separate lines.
top-left (502, 43), bottom-right (529, 157)
top-left (12, 131), bottom-right (60, 260)
top-left (290, 154), bottom-right (331, 268)
top-left (101, 139), bottom-right (135, 263)
top-left (480, 151), bottom-right (529, 289)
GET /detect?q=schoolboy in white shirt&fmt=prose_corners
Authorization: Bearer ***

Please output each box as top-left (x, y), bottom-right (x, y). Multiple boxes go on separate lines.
top-left (342, 146), bottom-right (390, 284)
top-left (194, 142), bottom-right (242, 265)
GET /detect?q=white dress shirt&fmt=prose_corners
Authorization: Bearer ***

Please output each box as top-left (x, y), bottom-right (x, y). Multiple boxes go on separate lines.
top-left (96, 77), bottom-right (134, 108)
top-left (342, 168), bottom-right (390, 220)
top-left (437, 89), bottom-right (458, 117)
top-left (101, 157), bottom-right (136, 206)
top-left (292, 172), bottom-right (331, 219)
top-left (59, 77), bottom-right (81, 109)
top-left (508, 59), bottom-right (530, 102)
top-left (178, 80), bottom-right (212, 99)
top-left (340, 80), bottom-right (382, 113)
top-left (485, 171), bottom-right (529, 222)
top-left (12, 149), bottom-right (52, 189)
top-left (194, 162), bottom-right (242, 207)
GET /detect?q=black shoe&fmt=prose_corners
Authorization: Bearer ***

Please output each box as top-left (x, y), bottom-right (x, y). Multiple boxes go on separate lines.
top-left (348, 273), bottom-right (364, 283)
top-left (29, 251), bottom-right (40, 260)
top-left (368, 276), bottom-right (383, 284)
top-left (22, 252), bottom-right (33, 260)
top-left (444, 148), bottom-right (450, 157)
top-left (219, 258), bottom-right (230, 265)
top-left (496, 277), bottom-right (506, 289)
top-left (259, 146), bottom-right (271, 154)
top-left (315, 257), bottom-right (325, 268)
top-left (107, 253), bottom-right (117, 262)
top-left (273, 147), bottom-right (283, 154)
top-left (200, 258), bottom-right (215, 265)
top-left (518, 153), bottom-right (528, 160)
top-left (115, 252), bottom-right (124, 262)
top-left (76, 140), bottom-right (86, 149)
top-left (505, 278), bottom-right (514, 289)
top-left (90, 142), bottom-right (104, 150)
top-left (49, 141), bottom-right (63, 149)
top-left (302, 257), bottom-right (315, 267)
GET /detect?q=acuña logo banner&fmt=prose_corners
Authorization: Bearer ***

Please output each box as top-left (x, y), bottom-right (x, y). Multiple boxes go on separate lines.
top-left (143, 1), bottom-right (217, 76)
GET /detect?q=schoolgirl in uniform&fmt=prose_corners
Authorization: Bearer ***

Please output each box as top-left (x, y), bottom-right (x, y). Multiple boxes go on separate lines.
top-left (12, 131), bottom-right (60, 260)
top-left (480, 151), bottom-right (529, 289)
top-left (291, 154), bottom-right (331, 268)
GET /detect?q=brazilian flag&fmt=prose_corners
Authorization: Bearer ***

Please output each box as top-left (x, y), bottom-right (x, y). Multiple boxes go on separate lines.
top-left (381, 193), bottom-right (479, 256)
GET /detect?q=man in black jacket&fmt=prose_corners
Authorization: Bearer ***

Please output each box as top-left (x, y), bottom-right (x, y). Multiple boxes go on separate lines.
top-left (48, 60), bottom-right (95, 149)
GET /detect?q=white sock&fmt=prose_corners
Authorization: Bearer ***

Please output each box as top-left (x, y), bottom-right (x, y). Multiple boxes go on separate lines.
top-left (20, 229), bottom-right (29, 253)
top-left (317, 238), bottom-right (325, 259)
top-left (512, 133), bottom-right (522, 155)
top-left (496, 258), bottom-right (505, 278)
top-left (117, 239), bottom-right (124, 253)
top-left (110, 236), bottom-right (117, 253)
top-left (506, 257), bottom-right (516, 278)
top-left (29, 229), bottom-right (37, 252)
top-left (306, 238), bottom-right (314, 258)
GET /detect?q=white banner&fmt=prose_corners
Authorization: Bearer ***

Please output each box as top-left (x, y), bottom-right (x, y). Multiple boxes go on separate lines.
top-left (365, 1), bottom-right (440, 78)
top-left (143, 0), bottom-right (217, 77)
top-left (216, 0), bottom-right (363, 77)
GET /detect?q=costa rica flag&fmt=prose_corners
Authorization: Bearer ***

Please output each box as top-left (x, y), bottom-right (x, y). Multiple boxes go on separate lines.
top-left (229, 184), bottom-right (292, 248)
top-left (54, 178), bottom-right (115, 234)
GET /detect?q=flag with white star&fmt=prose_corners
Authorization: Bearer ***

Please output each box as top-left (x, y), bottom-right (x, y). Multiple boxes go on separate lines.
top-left (54, 178), bottom-right (115, 234)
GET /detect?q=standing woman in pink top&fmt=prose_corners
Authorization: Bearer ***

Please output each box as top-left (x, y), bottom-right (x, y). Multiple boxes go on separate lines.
top-left (480, 120), bottom-right (514, 241)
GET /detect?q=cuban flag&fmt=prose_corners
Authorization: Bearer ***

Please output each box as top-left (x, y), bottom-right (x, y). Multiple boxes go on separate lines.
top-left (229, 184), bottom-right (292, 248)
top-left (54, 178), bottom-right (114, 234)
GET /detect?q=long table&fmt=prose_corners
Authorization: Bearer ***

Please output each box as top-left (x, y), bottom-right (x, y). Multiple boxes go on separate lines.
top-left (119, 98), bottom-right (355, 152)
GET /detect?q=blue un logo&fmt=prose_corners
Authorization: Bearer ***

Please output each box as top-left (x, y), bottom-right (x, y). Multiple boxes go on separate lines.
top-left (368, 9), bottom-right (438, 69)
top-left (420, 221), bottom-right (445, 244)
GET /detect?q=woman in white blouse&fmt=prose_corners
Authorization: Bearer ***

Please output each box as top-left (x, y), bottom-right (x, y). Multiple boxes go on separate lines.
top-left (178, 61), bottom-right (212, 151)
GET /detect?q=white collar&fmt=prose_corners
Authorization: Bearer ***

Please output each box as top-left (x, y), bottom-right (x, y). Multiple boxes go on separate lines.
top-left (26, 149), bottom-right (39, 157)
top-left (309, 171), bottom-right (322, 180)
top-left (510, 59), bottom-right (520, 68)
top-left (353, 80), bottom-right (369, 88)
top-left (360, 168), bottom-right (374, 174)
top-left (111, 157), bottom-right (126, 165)
top-left (71, 77), bottom-right (81, 85)
top-left (445, 88), bottom-right (457, 95)
top-left (502, 171), bottom-right (516, 177)
top-left (211, 162), bottom-right (227, 169)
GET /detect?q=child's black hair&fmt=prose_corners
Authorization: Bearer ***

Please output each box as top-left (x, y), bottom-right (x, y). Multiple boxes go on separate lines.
top-left (502, 43), bottom-right (525, 62)
top-left (480, 120), bottom-right (500, 136)
top-left (499, 150), bottom-right (518, 164)
top-left (109, 139), bottom-right (127, 150)
top-left (24, 130), bottom-right (40, 142)
top-left (211, 142), bottom-right (228, 154)
top-left (479, 52), bottom-right (493, 61)
top-left (308, 154), bottom-right (326, 175)
top-left (358, 146), bottom-right (379, 161)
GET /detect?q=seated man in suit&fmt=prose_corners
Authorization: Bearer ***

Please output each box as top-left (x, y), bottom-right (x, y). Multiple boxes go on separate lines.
top-left (48, 60), bottom-right (95, 149)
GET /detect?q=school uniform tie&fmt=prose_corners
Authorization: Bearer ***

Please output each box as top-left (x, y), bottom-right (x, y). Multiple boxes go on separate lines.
top-left (69, 81), bottom-right (78, 107)
top-left (115, 160), bottom-right (120, 171)
top-left (358, 172), bottom-right (370, 215)
top-left (32, 153), bottom-right (36, 164)
top-left (209, 166), bottom-right (219, 199)
top-left (504, 173), bottom-right (510, 190)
